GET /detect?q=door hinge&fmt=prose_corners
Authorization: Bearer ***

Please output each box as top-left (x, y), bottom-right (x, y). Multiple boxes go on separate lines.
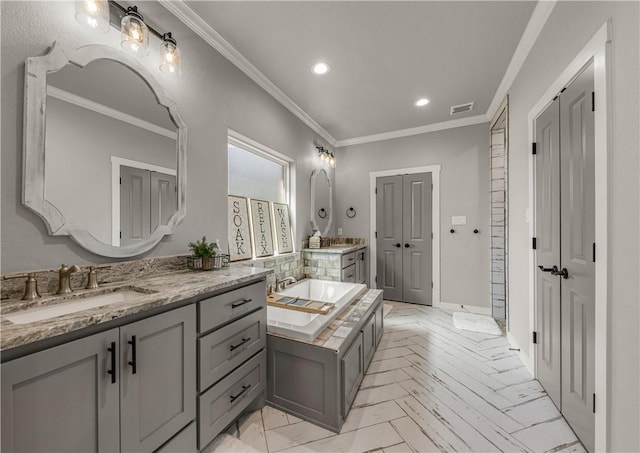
top-left (533, 331), bottom-right (538, 344)
top-left (532, 142), bottom-right (537, 155)
top-left (431, 183), bottom-right (433, 190)
top-left (431, 232), bottom-right (434, 239)
top-left (120, 231), bottom-right (122, 239)
top-left (532, 237), bottom-right (537, 250)
top-left (592, 92), bottom-right (595, 112)
top-left (119, 177), bottom-right (122, 184)
top-left (375, 187), bottom-right (378, 195)
top-left (592, 242), bottom-right (596, 262)
top-left (431, 282), bottom-right (433, 288)
top-left (593, 393), bottom-right (596, 413)
top-left (375, 231), bottom-right (377, 239)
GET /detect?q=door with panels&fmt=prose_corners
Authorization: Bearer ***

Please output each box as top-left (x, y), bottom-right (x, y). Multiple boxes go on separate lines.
top-left (534, 61), bottom-right (595, 452)
top-left (376, 172), bottom-right (432, 305)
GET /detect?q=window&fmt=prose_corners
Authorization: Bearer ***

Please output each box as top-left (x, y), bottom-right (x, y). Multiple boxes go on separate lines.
top-left (227, 131), bottom-right (293, 258)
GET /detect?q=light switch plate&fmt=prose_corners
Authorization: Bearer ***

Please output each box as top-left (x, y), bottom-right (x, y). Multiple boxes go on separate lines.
top-left (452, 216), bottom-right (467, 225)
top-left (337, 227), bottom-right (343, 235)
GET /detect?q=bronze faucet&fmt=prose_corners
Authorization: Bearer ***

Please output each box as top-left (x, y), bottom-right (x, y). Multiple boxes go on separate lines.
top-left (57, 264), bottom-right (81, 295)
top-left (2, 273), bottom-right (40, 300)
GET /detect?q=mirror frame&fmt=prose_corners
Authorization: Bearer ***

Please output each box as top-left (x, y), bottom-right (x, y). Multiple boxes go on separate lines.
top-left (309, 167), bottom-right (333, 237)
top-left (23, 42), bottom-right (187, 257)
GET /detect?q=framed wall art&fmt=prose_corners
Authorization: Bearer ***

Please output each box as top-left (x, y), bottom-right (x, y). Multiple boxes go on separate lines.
top-left (250, 198), bottom-right (274, 257)
top-left (272, 202), bottom-right (293, 253)
top-left (227, 195), bottom-right (252, 261)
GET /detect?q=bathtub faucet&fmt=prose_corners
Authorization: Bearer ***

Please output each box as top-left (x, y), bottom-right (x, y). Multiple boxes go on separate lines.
top-left (276, 276), bottom-right (297, 291)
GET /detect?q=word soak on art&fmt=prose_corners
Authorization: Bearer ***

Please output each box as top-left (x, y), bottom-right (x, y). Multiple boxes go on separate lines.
top-left (227, 195), bottom-right (252, 261)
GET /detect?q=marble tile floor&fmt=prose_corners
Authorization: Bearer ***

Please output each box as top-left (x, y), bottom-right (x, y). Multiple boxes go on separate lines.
top-left (225, 301), bottom-right (585, 453)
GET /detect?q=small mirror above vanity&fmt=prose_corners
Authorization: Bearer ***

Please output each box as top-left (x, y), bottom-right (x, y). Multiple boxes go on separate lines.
top-left (23, 42), bottom-right (187, 258)
top-left (310, 168), bottom-right (332, 236)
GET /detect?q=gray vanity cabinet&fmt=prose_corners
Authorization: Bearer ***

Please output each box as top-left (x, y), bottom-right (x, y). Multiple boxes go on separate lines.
top-left (1, 329), bottom-right (120, 453)
top-left (1, 305), bottom-right (196, 453)
top-left (120, 304), bottom-right (196, 453)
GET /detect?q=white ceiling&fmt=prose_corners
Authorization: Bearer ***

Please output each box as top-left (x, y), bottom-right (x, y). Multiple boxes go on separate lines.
top-left (170, 1), bottom-right (538, 144)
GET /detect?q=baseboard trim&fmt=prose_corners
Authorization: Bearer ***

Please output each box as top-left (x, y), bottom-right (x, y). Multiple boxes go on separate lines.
top-left (434, 301), bottom-right (492, 316)
top-left (507, 332), bottom-right (534, 375)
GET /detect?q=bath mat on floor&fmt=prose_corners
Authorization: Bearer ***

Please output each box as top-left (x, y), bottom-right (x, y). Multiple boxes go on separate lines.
top-left (452, 312), bottom-right (501, 336)
top-left (202, 433), bottom-right (261, 453)
top-left (383, 303), bottom-right (393, 318)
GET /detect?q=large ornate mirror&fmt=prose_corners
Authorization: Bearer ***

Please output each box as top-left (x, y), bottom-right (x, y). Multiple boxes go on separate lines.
top-left (309, 168), bottom-right (332, 237)
top-left (23, 42), bottom-right (186, 257)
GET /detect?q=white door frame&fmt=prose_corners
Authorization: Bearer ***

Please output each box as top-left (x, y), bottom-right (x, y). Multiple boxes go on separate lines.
top-left (527, 21), bottom-right (610, 451)
top-left (111, 156), bottom-right (177, 246)
top-left (369, 165), bottom-right (441, 307)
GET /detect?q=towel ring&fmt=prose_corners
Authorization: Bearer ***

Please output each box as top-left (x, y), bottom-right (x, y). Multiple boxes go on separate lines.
top-left (317, 208), bottom-right (327, 219)
top-left (346, 207), bottom-right (357, 219)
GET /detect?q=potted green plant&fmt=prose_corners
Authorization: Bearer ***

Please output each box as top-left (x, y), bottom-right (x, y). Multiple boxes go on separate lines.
top-left (188, 236), bottom-right (219, 270)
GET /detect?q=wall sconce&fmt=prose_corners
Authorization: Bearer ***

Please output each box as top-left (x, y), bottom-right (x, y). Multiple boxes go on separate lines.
top-left (76, 1), bottom-right (183, 76)
top-left (316, 146), bottom-right (336, 168)
top-left (120, 6), bottom-right (149, 56)
top-left (75, 0), bottom-right (110, 33)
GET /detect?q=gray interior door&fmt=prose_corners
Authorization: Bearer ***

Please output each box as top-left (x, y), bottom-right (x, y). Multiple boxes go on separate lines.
top-left (120, 165), bottom-right (151, 246)
top-left (376, 175), bottom-right (403, 301)
top-left (535, 98), bottom-right (562, 409)
top-left (376, 173), bottom-right (432, 305)
top-left (151, 171), bottom-right (177, 232)
top-left (560, 62), bottom-right (595, 453)
top-left (402, 173), bottom-right (432, 305)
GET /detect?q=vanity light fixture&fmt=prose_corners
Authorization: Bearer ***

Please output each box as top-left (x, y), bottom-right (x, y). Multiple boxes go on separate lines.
top-left (160, 33), bottom-right (182, 75)
top-left (75, 0), bottom-right (110, 32)
top-left (78, 2), bottom-right (183, 76)
top-left (415, 98), bottom-right (431, 107)
top-left (121, 6), bottom-right (149, 56)
top-left (316, 146), bottom-right (336, 168)
top-left (312, 62), bottom-right (331, 75)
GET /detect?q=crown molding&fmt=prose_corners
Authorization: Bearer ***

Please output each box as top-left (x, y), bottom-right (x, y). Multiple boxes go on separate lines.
top-left (486, 0), bottom-right (557, 120)
top-left (158, 0), bottom-right (337, 147)
top-left (335, 114), bottom-right (490, 148)
top-left (162, 0), bottom-right (555, 149)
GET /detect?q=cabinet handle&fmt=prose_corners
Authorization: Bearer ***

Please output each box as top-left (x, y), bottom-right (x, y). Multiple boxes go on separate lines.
top-left (346, 274), bottom-right (354, 279)
top-left (230, 384), bottom-right (251, 403)
top-left (231, 298), bottom-right (252, 309)
top-left (128, 335), bottom-right (137, 374)
top-left (230, 337), bottom-right (251, 351)
top-left (107, 341), bottom-right (116, 384)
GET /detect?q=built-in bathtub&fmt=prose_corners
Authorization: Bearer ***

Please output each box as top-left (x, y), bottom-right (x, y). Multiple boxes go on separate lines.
top-left (267, 279), bottom-right (366, 341)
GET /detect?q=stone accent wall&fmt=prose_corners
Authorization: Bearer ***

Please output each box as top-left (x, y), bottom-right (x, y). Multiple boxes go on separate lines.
top-left (490, 129), bottom-right (508, 320)
top-left (238, 253), bottom-right (303, 292)
top-left (303, 251), bottom-right (343, 281)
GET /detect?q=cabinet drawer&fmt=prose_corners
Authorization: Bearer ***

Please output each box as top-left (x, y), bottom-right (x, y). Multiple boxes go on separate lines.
top-left (361, 313), bottom-right (376, 369)
top-left (198, 351), bottom-right (266, 450)
top-left (199, 281), bottom-right (265, 333)
top-left (199, 308), bottom-right (266, 392)
top-left (341, 252), bottom-right (356, 269)
top-left (341, 264), bottom-right (356, 283)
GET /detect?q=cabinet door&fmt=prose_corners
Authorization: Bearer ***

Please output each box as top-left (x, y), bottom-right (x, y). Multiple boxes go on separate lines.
top-left (374, 302), bottom-right (384, 346)
top-left (341, 264), bottom-right (356, 283)
top-left (1, 329), bottom-right (120, 453)
top-left (120, 305), bottom-right (196, 453)
top-left (341, 333), bottom-right (364, 416)
top-left (361, 314), bottom-right (376, 369)
top-left (355, 250), bottom-right (368, 284)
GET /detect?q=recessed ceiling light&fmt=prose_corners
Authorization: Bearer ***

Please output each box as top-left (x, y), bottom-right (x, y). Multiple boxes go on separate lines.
top-left (415, 98), bottom-right (430, 107)
top-left (312, 62), bottom-right (330, 75)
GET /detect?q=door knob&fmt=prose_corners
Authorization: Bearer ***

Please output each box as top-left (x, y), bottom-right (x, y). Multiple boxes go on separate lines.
top-left (404, 243), bottom-right (415, 248)
top-left (553, 267), bottom-right (569, 279)
top-left (538, 265), bottom-right (558, 273)
top-left (394, 243), bottom-right (401, 248)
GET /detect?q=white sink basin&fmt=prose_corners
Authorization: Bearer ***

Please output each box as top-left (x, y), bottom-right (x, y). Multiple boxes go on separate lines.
top-left (5, 290), bottom-right (145, 325)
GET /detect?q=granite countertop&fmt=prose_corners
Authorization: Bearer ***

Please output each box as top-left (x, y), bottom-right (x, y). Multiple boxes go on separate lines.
top-left (302, 244), bottom-right (367, 254)
top-left (0, 266), bottom-right (272, 352)
top-left (268, 288), bottom-right (383, 352)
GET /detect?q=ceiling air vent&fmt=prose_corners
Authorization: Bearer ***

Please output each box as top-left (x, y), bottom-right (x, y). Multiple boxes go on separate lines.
top-left (450, 102), bottom-right (474, 115)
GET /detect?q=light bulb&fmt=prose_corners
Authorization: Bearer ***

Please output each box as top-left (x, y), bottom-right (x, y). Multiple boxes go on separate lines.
top-left (121, 6), bottom-right (149, 56)
top-left (160, 33), bottom-right (182, 75)
top-left (75, 0), bottom-right (109, 33)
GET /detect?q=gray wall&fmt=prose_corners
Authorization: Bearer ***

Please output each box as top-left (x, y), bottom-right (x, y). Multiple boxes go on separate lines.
top-left (335, 123), bottom-right (491, 310)
top-left (1, 1), bottom-right (331, 272)
top-left (505, 2), bottom-right (639, 450)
